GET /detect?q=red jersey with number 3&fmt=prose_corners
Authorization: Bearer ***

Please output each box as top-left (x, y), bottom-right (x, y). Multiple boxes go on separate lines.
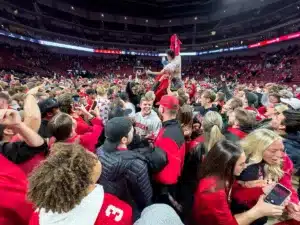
top-left (95, 193), bottom-right (132, 225)
top-left (29, 193), bottom-right (132, 225)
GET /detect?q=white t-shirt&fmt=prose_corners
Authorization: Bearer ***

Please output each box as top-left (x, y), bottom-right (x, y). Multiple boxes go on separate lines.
top-left (134, 110), bottom-right (162, 137)
top-left (125, 102), bottom-right (136, 117)
top-left (164, 55), bottom-right (181, 79)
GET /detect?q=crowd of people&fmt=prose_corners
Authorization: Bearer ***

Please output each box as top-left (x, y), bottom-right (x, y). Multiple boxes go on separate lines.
top-left (1, 44), bottom-right (300, 225)
top-left (1, 43), bottom-right (300, 85)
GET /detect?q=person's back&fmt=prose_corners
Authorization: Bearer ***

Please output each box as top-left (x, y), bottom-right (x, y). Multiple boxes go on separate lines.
top-left (97, 117), bottom-right (152, 218)
top-left (28, 143), bottom-right (133, 225)
top-left (97, 145), bottom-right (152, 216)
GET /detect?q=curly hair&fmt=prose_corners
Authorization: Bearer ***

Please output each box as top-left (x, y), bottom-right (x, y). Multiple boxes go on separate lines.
top-left (27, 143), bottom-right (98, 213)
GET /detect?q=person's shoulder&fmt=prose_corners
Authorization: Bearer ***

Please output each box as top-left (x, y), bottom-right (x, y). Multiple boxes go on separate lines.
top-left (97, 148), bottom-right (122, 163)
top-left (151, 111), bottom-right (161, 120)
top-left (96, 193), bottom-right (132, 225)
top-left (134, 112), bottom-right (142, 118)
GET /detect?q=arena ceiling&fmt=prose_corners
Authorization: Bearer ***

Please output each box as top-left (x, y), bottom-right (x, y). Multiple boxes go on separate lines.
top-left (61, 0), bottom-right (218, 18)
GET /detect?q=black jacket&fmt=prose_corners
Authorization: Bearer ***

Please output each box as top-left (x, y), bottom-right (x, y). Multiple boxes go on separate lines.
top-left (38, 120), bottom-right (51, 138)
top-left (96, 141), bottom-right (153, 218)
top-left (196, 105), bottom-right (218, 117)
top-left (0, 141), bottom-right (48, 164)
top-left (284, 132), bottom-right (300, 172)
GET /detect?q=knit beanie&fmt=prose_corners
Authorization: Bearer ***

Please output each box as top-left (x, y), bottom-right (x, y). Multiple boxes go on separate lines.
top-left (134, 204), bottom-right (183, 225)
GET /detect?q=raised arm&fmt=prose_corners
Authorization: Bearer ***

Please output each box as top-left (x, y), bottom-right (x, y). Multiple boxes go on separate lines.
top-left (0, 109), bottom-right (44, 147)
top-left (146, 69), bottom-right (165, 76)
top-left (23, 94), bottom-right (41, 133)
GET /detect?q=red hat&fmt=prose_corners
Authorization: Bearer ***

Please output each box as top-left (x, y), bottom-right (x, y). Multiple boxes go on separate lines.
top-left (156, 95), bottom-right (179, 110)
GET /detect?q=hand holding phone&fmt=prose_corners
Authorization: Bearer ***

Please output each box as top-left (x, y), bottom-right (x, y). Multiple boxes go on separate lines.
top-left (253, 195), bottom-right (285, 218)
top-left (264, 183), bottom-right (291, 206)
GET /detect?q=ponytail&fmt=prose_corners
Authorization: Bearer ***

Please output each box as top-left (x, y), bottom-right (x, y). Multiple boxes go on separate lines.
top-left (206, 125), bottom-right (224, 151)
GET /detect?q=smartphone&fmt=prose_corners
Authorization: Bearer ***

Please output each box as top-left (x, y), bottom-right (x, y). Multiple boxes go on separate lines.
top-left (264, 183), bottom-right (291, 206)
top-left (91, 101), bottom-right (97, 110)
top-left (72, 96), bottom-right (80, 102)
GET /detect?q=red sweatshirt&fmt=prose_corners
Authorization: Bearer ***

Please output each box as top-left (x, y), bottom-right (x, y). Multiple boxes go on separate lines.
top-left (232, 155), bottom-right (299, 208)
top-left (0, 155), bottom-right (34, 225)
top-left (192, 176), bottom-right (238, 225)
top-left (74, 116), bottom-right (93, 135)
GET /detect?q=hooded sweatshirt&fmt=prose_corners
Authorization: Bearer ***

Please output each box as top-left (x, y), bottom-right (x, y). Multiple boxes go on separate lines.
top-left (29, 184), bottom-right (132, 225)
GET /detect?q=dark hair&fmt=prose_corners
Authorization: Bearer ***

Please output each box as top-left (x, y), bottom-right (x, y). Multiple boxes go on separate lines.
top-left (282, 110), bottom-right (300, 133)
top-left (0, 124), bottom-right (5, 141)
top-left (86, 89), bottom-right (96, 96)
top-left (216, 92), bottom-right (225, 102)
top-left (201, 90), bottom-right (216, 103)
top-left (119, 92), bottom-right (129, 102)
top-left (268, 92), bottom-right (280, 103)
top-left (199, 140), bottom-right (243, 194)
top-left (57, 93), bottom-right (72, 114)
top-left (48, 113), bottom-right (73, 141)
top-left (27, 143), bottom-right (98, 213)
top-left (166, 49), bottom-right (175, 60)
top-left (177, 104), bottom-right (193, 126)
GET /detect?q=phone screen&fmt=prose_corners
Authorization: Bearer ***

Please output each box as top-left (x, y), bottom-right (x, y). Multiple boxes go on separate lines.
top-left (264, 184), bottom-right (291, 205)
top-left (91, 101), bottom-right (97, 110)
top-left (72, 96), bottom-right (80, 102)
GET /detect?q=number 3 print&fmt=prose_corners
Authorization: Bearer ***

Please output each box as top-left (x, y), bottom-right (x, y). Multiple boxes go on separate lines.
top-left (105, 205), bottom-right (124, 222)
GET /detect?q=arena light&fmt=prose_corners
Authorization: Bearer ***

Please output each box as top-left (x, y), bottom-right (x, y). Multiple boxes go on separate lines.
top-left (3, 28), bottom-right (300, 58)
top-left (181, 52), bottom-right (197, 56)
top-left (94, 49), bottom-right (122, 54)
top-left (248, 31), bottom-right (300, 48)
top-left (39, 40), bottom-right (94, 52)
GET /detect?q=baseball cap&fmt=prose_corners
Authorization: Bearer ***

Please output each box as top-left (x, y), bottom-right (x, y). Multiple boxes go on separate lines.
top-left (281, 98), bottom-right (300, 110)
top-left (156, 95), bottom-right (179, 110)
top-left (38, 98), bottom-right (59, 115)
top-left (105, 117), bottom-right (133, 143)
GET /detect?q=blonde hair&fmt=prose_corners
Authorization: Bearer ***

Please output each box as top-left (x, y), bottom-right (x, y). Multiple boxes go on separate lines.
top-left (96, 86), bottom-right (107, 96)
top-left (145, 91), bottom-right (155, 101)
top-left (203, 111), bottom-right (224, 151)
top-left (240, 129), bottom-right (284, 181)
